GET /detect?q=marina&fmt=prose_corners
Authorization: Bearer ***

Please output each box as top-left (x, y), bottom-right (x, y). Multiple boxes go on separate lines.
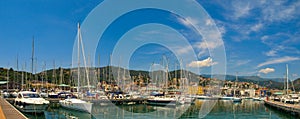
top-left (1, 98), bottom-right (299, 119)
top-left (1, 95), bottom-right (300, 118)
top-left (1, 1), bottom-right (300, 119)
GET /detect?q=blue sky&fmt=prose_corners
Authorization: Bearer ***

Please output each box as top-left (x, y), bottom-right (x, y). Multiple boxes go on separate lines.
top-left (0, 0), bottom-right (299, 80)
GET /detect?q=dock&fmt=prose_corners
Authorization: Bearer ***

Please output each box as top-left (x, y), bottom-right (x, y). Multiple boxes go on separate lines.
top-left (264, 100), bottom-right (300, 116)
top-left (0, 97), bottom-right (28, 119)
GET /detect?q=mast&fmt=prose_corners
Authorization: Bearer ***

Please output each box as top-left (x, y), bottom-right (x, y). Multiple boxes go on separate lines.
top-left (60, 67), bottom-right (64, 90)
top-left (180, 59), bottom-right (183, 91)
top-left (35, 59), bottom-right (37, 84)
top-left (77, 23), bottom-right (81, 93)
top-left (21, 63), bottom-right (24, 90)
top-left (175, 63), bottom-right (177, 84)
top-left (7, 67), bottom-right (9, 91)
top-left (53, 60), bottom-right (56, 86)
top-left (98, 54), bottom-right (100, 83)
top-left (25, 62), bottom-right (27, 90)
top-left (117, 56), bottom-right (121, 87)
top-left (42, 62), bottom-right (45, 88)
top-left (180, 59), bottom-right (183, 82)
top-left (31, 37), bottom-right (34, 89)
top-left (123, 64), bottom-right (126, 91)
top-left (45, 62), bottom-right (48, 91)
top-left (60, 66), bottom-right (63, 85)
top-left (234, 72), bottom-right (238, 97)
top-left (286, 64), bottom-right (289, 94)
top-left (109, 54), bottom-right (112, 84)
top-left (77, 24), bottom-right (90, 91)
top-left (16, 54), bottom-right (19, 89)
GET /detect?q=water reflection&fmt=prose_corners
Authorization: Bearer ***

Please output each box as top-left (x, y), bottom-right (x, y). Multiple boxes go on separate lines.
top-left (24, 99), bottom-right (298, 119)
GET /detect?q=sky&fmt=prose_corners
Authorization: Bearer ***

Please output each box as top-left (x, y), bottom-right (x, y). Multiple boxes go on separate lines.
top-left (0, 0), bottom-right (299, 80)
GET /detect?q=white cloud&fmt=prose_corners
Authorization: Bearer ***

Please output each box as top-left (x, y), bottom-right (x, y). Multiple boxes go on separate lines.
top-left (205, 19), bottom-right (213, 26)
top-left (261, 35), bottom-right (269, 41)
top-left (231, 1), bottom-right (253, 19)
top-left (194, 41), bottom-right (223, 57)
top-left (175, 46), bottom-right (193, 55)
top-left (218, 25), bottom-right (226, 35)
top-left (250, 23), bottom-right (263, 32)
top-left (177, 17), bottom-right (199, 27)
top-left (265, 50), bottom-right (277, 56)
top-left (194, 41), bottom-right (222, 50)
top-left (257, 56), bottom-right (300, 67)
top-left (259, 68), bottom-right (275, 74)
top-left (215, 20), bottom-right (227, 35)
top-left (187, 57), bottom-right (218, 68)
top-left (236, 60), bottom-right (251, 66)
top-left (261, 0), bottom-right (300, 22)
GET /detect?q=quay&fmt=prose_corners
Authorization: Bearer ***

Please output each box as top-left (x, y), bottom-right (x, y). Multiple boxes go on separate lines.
top-left (0, 97), bottom-right (28, 119)
top-left (264, 100), bottom-right (300, 116)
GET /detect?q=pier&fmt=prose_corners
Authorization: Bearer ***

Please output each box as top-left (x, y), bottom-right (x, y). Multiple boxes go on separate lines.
top-left (264, 100), bottom-right (300, 116)
top-left (0, 97), bottom-right (28, 119)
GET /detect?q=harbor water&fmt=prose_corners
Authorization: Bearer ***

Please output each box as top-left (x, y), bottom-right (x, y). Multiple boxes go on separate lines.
top-left (23, 99), bottom-right (298, 119)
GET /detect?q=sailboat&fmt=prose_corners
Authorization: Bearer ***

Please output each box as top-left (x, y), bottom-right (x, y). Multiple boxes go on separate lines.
top-left (232, 72), bottom-right (242, 102)
top-left (179, 60), bottom-right (195, 104)
top-left (59, 23), bottom-right (93, 114)
top-left (281, 64), bottom-right (299, 104)
top-left (146, 56), bottom-right (184, 106)
top-left (48, 61), bottom-right (59, 98)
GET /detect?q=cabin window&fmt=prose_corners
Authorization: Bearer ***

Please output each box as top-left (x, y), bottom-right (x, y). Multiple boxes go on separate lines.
top-left (23, 93), bottom-right (41, 98)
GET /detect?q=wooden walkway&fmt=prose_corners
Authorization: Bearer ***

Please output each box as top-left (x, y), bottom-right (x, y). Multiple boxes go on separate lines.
top-left (264, 100), bottom-right (300, 115)
top-left (0, 97), bottom-right (28, 119)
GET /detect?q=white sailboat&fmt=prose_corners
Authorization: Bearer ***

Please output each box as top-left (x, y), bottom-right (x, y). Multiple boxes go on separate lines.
top-left (233, 72), bottom-right (242, 102)
top-left (281, 64), bottom-right (299, 104)
top-left (179, 60), bottom-right (194, 104)
top-left (59, 23), bottom-right (93, 114)
top-left (147, 56), bottom-right (184, 106)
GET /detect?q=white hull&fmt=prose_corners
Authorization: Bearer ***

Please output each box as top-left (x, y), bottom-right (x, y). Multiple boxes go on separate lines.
top-left (147, 97), bottom-right (177, 106)
top-left (14, 103), bottom-right (48, 113)
top-left (59, 99), bottom-right (93, 113)
top-left (220, 97), bottom-right (234, 100)
top-left (184, 97), bottom-right (194, 104)
top-left (147, 96), bottom-right (186, 106)
top-left (233, 97), bottom-right (242, 102)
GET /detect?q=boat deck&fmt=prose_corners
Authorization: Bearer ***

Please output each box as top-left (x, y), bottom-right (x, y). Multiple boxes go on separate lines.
top-left (264, 100), bottom-right (300, 115)
top-left (0, 97), bottom-right (28, 119)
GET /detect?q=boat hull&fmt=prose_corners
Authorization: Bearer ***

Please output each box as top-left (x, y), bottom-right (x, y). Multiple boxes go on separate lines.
top-left (59, 99), bottom-right (93, 113)
top-left (147, 99), bottom-right (177, 106)
top-left (220, 97), bottom-right (234, 100)
top-left (233, 98), bottom-right (242, 102)
top-left (14, 103), bottom-right (48, 113)
top-left (14, 91), bottom-right (50, 113)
